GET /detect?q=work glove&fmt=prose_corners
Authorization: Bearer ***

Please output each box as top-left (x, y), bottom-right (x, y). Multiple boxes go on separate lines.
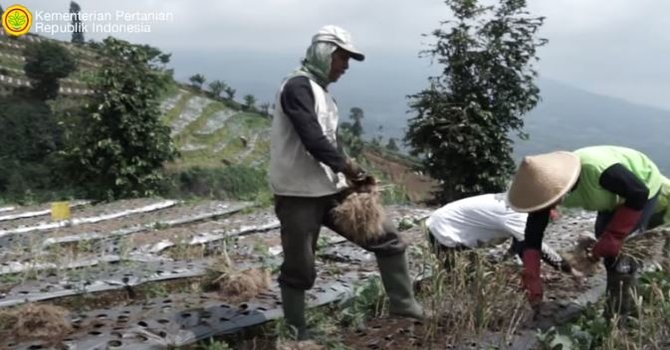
top-left (592, 206), bottom-right (641, 259)
top-left (342, 158), bottom-right (374, 183)
top-left (521, 249), bottom-right (543, 307)
top-left (342, 158), bottom-right (365, 181)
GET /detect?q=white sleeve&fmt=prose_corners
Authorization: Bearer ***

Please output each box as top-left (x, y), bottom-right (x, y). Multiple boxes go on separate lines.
top-left (503, 213), bottom-right (527, 241)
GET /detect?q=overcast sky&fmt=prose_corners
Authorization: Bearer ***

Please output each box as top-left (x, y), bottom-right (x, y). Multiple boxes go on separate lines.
top-left (12, 0), bottom-right (670, 111)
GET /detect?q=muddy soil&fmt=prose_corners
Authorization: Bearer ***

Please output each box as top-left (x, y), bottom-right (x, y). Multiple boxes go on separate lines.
top-left (0, 198), bottom-right (158, 230)
top-left (0, 200), bottom-right (248, 265)
top-left (0, 197), bottom-right (656, 350)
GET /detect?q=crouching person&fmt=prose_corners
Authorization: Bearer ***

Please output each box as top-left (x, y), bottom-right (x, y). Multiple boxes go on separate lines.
top-left (426, 193), bottom-right (578, 277)
top-left (269, 25), bottom-right (423, 340)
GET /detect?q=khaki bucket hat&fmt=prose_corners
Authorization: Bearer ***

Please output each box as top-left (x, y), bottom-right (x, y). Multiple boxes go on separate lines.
top-left (507, 151), bottom-right (581, 212)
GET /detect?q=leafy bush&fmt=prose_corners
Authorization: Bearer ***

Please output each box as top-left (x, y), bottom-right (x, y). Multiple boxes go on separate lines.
top-left (405, 0), bottom-right (546, 202)
top-left (338, 277), bottom-right (387, 329)
top-left (61, 37), bottom-right (178, 199)
top-left (0, 96), bottom-right (78, 202)
top-left (23, 41), bottom-right (77, 100)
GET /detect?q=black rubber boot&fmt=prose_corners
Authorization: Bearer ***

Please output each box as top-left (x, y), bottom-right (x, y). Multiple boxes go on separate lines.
top-left (376, 252), bottom-right (425, 319)
top-left (604, 257), bottom-right (638, 325)
top-left (280, 285), bottom-right (310, 340)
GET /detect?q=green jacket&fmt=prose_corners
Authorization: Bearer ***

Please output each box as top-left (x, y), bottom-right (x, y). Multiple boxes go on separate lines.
top-left (653, 176), bottom-right (670, 225)
top-left (562, 146), bottom-right (662, 212)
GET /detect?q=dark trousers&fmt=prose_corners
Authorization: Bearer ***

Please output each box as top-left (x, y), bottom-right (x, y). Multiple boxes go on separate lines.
top-left (275, 193), bottom-right (408, 290)
top-left (594, 192), bottom-right (659, 271)
top-left (426, 230), bottom-right (470, 271)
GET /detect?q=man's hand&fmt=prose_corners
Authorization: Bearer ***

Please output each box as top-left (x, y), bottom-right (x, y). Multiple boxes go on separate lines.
top-left (570, 268), bottom-right (586, 286)
top-left (351, 174), bottom-right (377, 192)
top-left (342, 158), bottom-right (366, 182)
top-left (342, 158), bottom-right (378, 192)
top-left (586, 244), bottom-right (600, 263)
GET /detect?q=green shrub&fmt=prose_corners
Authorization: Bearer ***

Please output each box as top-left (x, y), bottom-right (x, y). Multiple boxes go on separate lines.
top-left (0, 96), bottom-right (80, 202)
top-left (61, 37), bottom-right (177, 199)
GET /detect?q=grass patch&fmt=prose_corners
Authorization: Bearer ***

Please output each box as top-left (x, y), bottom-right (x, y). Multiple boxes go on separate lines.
top-left (162, 91), bottom-right (193, 125)
top-left (0, 54), bottom-right (25, 70)
top-left (158, 79), bottom-right (180, 100)
top-left (537, 268), bottom-right (670, 349)
top-left (163, 165), bottom-right (270, 202)
top-left (537, 251), bottom-right (670, 350)
top-left (174, 101), bottom-right (229, 144)
top-left (172, 112), bottom-right (271, 168)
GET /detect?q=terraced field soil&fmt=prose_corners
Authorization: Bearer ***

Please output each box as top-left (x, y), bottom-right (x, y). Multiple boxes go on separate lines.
top-left (2, 199), bottom-right (664, 349)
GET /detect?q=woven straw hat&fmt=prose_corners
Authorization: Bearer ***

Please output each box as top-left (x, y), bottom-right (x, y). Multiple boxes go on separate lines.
top-left (507, 151), bottom-right (581, 212)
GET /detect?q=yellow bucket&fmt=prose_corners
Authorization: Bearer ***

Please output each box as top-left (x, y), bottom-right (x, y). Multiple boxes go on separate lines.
top-left (51, 201), bottom-right (71, 221)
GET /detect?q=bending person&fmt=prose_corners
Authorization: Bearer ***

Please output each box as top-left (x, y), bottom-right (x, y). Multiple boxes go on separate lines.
top-left (507, 145), bottom-right (662, 319)
top-left (426, 193), bottom-right (576, 275)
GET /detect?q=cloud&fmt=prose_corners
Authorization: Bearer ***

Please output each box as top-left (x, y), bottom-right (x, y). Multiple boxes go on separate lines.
top-left (527, 0), bottom-right (670, 108)
top-left (14, 0), bottom-right (670, 110)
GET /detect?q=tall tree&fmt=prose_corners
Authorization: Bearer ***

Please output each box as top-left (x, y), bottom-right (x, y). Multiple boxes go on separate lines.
top-left (349, 107), bottom-right (364, 138)
top-left (63, 37), bottom-right (178, 199)
top-left (372, 125), bottom-right (384, 146)
top-left (386, 138), bottom-right (399, 152)
top-left (405, 0), bottom-right (546, 202)
top-left (208, 80), bottom-right (226, 98)
top-left (338, 124), bottom-right (363, 158)
top-left (259, 102), bottom-right (271, 117)
top-left (70, 1), bottom-right (85, 44)
top-left (243, 94), bottom-right (256, 111)
top-left (189, 74), bottom-right (205, 89)
top-left (224, 86), bottom-right (236, 100)
top-left (23, 41), bottom-right (77, 100)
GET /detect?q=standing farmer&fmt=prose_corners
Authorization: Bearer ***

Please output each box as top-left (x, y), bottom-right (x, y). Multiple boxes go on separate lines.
top-left (270, 25), bottom-right (424, 340)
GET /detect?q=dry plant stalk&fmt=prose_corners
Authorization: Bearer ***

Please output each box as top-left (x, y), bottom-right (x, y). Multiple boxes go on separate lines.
top-left (563, 236), bottom-right (601, 276)
top-left (0, 304), bottom-right (72, 341)
top-left (620, 228), bottom-right (670, 264)
top-left (217, 268), bottom-right (271, 301)
top-left (564, 228), bottom-right (670, 274)
top-left (276, 340), bottom-right (325, 350)
top-left (0, 310), bottom-right (18, 333)
top-left (332, 184), bottom-right (385, 243)
top-left (420, 248), bottom-right (528, 345)
top-left (205, 241), bottom-right (271, 301)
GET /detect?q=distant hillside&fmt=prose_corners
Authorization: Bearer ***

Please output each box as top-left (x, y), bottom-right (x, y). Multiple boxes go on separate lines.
top-left (333, 74), bottom-right (670, 174)
top-left (0, 32), bottom-right (97, 96)
top-left (159, 87), bottom-right (271, 169)
top-left (168, 48), bottom-right (670, 173)
top-left (0, 32), bottom-right (271, 170)
top-left (515, 79), bottom-right (670, 173)
top-left (0, 32), bottom-right (434, 201)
